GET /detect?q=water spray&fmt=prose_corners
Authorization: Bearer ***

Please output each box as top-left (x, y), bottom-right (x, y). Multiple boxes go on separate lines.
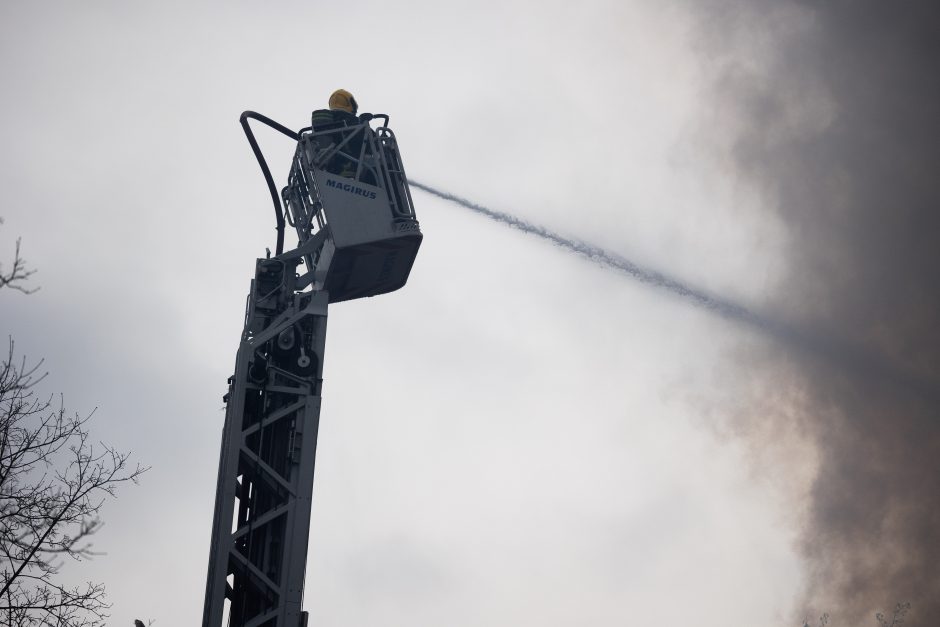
top-left (411, 181), bottom-right (939, 402)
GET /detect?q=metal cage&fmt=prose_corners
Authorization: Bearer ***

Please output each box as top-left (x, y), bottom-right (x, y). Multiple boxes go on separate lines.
top-left (282, 115), bottom-right (422, 303)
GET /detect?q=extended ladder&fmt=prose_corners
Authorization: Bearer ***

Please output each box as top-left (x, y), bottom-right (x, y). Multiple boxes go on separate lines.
top-left (202, 110), bottom-right (421, 627)
top-left (203, 258), bottom-right (327, 627)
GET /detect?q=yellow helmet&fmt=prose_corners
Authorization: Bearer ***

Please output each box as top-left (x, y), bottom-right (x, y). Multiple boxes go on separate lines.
top-left (329, 89), bottom-right (358, 114)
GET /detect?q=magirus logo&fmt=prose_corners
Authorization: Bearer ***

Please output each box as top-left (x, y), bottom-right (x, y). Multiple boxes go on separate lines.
top-left (325, 177), bottom-right (377, 200)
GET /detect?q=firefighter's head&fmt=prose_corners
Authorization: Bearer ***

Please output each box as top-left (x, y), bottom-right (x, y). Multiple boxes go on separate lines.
top-left (329, 89), bottom-right (358, 115)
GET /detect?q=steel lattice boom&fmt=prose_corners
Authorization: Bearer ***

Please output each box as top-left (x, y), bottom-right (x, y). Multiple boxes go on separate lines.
top-left (203, 110), bottom-right (421, 627)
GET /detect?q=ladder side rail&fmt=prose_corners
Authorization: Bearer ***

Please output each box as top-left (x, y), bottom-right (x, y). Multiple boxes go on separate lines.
top-left (278, 306), bottom-right (328, 622)
top-left (296, 140), bottom-right (329, 235)
top-left (368, 133), bottom-right (403, 218)
top-left (378, 128), bottom-right (416, 217)
top-left (284, 152), bottom-right (328, 289)
top-left (203, 301), bottom-right (265, 627)
top-left (373, 128), bottom-right (416, 220)
top-left (204, 257), bottom-right (330, 627)
top-left (357, 127), bottom-right (390, 194)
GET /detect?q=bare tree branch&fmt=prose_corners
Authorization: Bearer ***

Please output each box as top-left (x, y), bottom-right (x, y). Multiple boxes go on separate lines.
top-left (0, 219), bottom-right (37, 294)
top-left (1, 339), bottom-right (148, 627)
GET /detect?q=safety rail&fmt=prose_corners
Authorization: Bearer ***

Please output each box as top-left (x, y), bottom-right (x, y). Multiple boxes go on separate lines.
top-left (284, 117), bottom-right (417, 240)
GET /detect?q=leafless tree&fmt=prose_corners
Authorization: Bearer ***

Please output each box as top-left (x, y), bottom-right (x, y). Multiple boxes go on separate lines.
top-left (1, 236), bottom-right (146, 626)
top-left (0, 219), bottom-right (36, 294)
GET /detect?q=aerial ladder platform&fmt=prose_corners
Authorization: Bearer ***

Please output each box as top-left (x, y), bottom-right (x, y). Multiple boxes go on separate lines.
top-left (202, 109), bottom-right (422, 627)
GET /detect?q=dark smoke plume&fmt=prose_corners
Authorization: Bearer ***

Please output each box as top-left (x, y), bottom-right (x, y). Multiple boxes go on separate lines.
top-left (689, 1), bottom-right (940, 623)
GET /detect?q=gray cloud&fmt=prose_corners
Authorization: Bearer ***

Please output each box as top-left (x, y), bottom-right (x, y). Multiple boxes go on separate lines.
top-left (689, 1), bottom-right (940, 622)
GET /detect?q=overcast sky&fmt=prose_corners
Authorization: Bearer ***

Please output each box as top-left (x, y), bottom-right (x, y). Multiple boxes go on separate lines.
top-left (2, 2), bottom-right (936, 626)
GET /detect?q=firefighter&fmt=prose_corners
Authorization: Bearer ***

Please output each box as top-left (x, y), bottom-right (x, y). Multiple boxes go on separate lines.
top-left (310, 89), bottom-right (363, 178)
top-left (311, 88), bottom-right (359, 128)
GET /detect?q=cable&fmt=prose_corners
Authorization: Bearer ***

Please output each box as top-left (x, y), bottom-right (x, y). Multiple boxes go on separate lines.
top-left (239, 112), bottom-right (300, 255)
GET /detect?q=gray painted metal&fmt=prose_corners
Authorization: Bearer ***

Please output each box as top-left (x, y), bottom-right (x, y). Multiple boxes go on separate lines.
top-left (282, 118), bottom-right (423, 303)
top-left (203, 260), bottom-right (328, 627)
top-left (203, 114), bottom-right (421, 627)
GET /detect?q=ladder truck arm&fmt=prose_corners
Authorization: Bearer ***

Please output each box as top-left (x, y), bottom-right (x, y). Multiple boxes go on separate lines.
top-left (203, 109), bottom-right (422, 627)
